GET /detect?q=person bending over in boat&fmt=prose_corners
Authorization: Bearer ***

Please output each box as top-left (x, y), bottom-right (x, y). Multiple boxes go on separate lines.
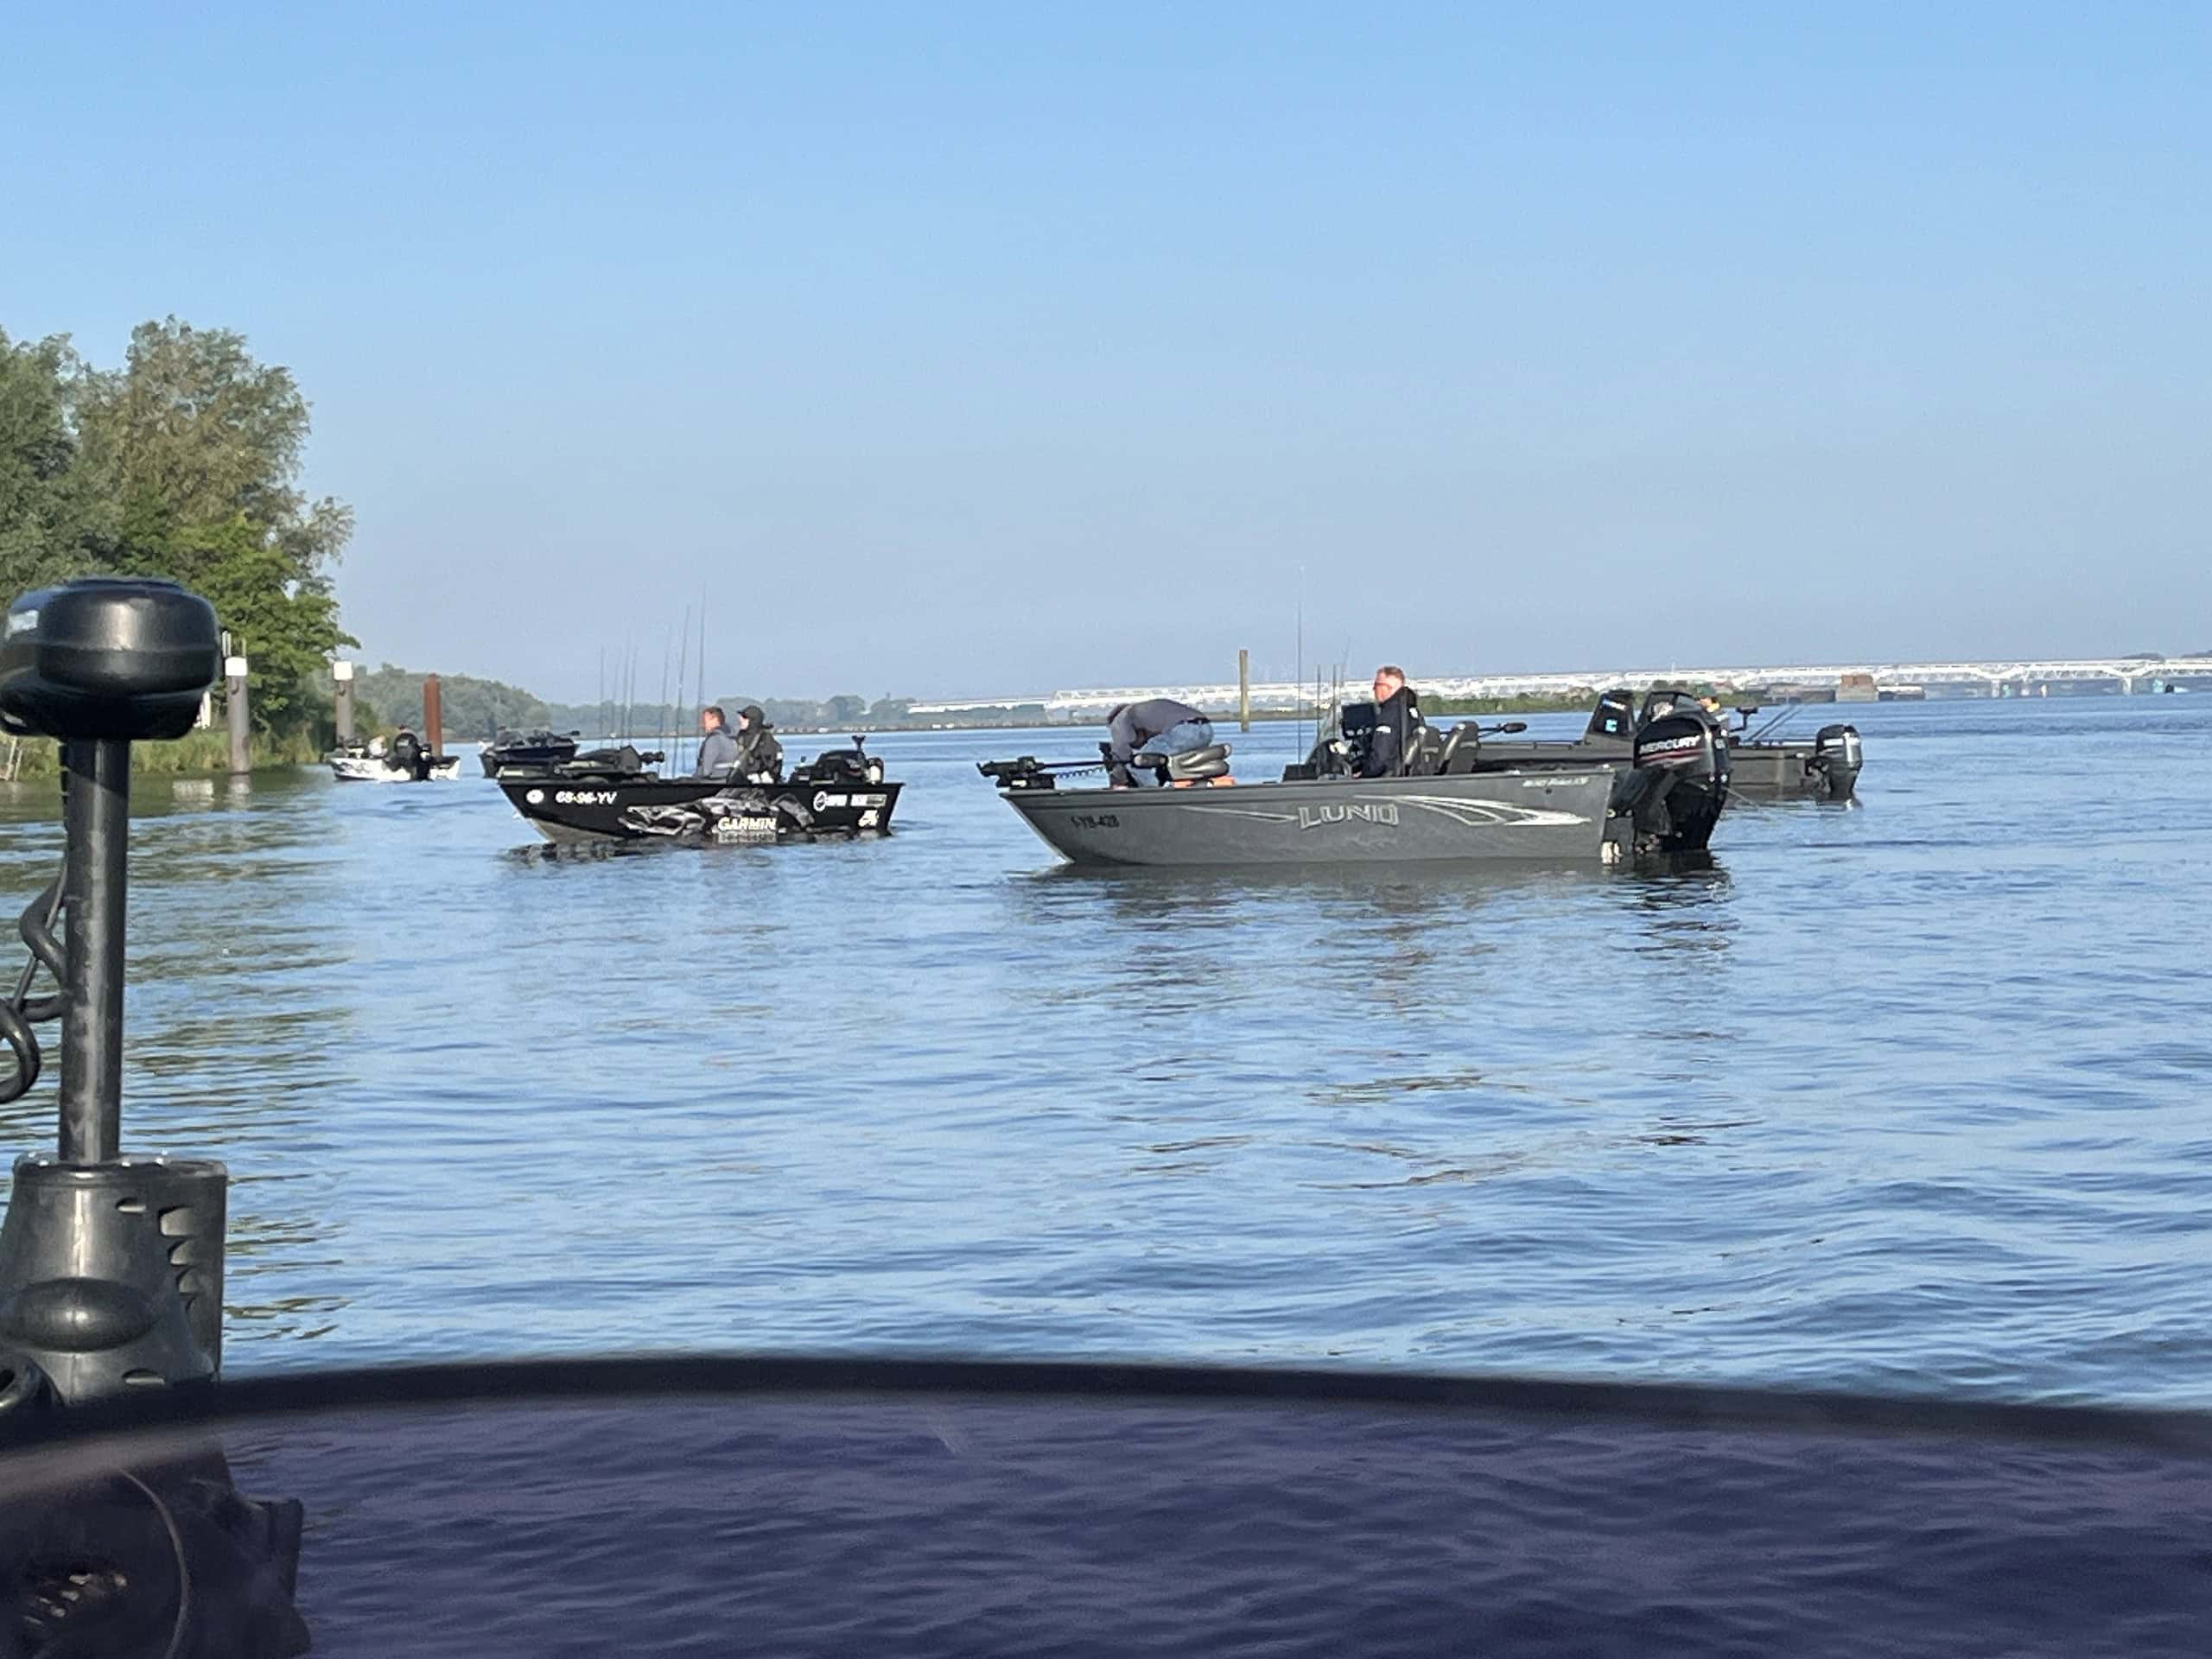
top-left (694, 705), bottom-right (740, 777)
top-left (1359, 666), bottom-right (1426, 778)
top-left (1105, 697), bottom-right (1213, 787)
top-left (732, 703), bottom-right (784, 782)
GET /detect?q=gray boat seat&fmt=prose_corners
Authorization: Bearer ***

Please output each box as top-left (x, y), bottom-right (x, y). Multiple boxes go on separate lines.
top-left (1437, 723), bottom-right (1484, 774)
top-left (1161, 743), bottom-right (1232, 782)
top-left (1403, 724), bottom-right (1446, 778)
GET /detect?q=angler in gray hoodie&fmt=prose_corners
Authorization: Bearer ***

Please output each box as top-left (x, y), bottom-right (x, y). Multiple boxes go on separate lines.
top-left (694, 706), bottom-right (741, 777)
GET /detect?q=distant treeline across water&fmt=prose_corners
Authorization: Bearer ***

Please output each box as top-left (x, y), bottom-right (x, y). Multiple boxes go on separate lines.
top-left (350, 664), bottom-right (1612, 739)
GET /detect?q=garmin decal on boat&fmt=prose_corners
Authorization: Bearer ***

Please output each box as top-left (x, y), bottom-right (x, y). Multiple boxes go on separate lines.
top-left (554, 789), bottom-right (620, 805)
top-left (1296, 803), bottom-right (1398, 830)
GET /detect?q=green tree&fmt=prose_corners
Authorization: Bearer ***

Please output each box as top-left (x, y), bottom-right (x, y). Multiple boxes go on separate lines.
top-left (169, 516), bottom-right (350, 734)
top-left (71, 318), bottom-right (356, 734)
top-left (73, 319), bottom-right (353, 569)
top-left (355, 665), bottom-right (551, 741)
top-left (0, 329), bottom-right (96, 597)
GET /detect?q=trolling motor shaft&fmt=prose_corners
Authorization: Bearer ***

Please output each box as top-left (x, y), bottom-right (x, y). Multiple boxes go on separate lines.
top-left (60, 736), bottom-right (127, 1164)
top-left (0, 580), bottom-right (227, 1406)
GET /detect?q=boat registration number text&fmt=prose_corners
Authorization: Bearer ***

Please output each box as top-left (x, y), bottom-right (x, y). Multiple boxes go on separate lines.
top-left (553, 790), bottom-right (619, 805)
top-left (712, 816), bottom-right (780, 843)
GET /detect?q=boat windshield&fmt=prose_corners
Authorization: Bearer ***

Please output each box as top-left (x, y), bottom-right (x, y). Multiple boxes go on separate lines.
top-left (5, 1361), bottom-right (2204, 1657)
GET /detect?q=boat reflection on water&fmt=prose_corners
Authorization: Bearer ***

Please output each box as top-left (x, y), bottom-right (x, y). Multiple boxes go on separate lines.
top-left (3, 1358), bottom-right (2208, 1657)
top-left (1016, 852), bottom-right (1731, 944)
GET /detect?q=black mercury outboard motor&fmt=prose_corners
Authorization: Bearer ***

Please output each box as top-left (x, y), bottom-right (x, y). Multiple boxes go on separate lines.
top-left (0, 579), bottom-right (308, 1656)
top-left (1613, 706), bottom-right (1731, 854)
top-left (389, 726), bottom-right (428, 779)
top-left (1808, 723), bottom-right (1863, 802)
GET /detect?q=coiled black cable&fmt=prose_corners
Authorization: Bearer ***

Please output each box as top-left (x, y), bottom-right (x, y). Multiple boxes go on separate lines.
top-left (0, 861), bottom-right (67, 1105)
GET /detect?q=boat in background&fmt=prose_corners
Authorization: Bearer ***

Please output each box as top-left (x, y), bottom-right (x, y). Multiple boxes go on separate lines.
top-left (1478, 687), bottom-right (1864, 802)
top-left (329, 729), bottom-right (461, 782)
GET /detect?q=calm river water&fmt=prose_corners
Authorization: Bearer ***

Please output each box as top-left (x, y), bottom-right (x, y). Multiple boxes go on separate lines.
top-left (0, 696), bottom-right (2205, 1404)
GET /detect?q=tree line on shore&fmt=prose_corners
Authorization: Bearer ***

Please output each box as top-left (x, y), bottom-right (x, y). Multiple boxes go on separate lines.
top-left (353, 665), bottom-right (1026, 738)
top-left (1, 318), bottom-right (352, 763)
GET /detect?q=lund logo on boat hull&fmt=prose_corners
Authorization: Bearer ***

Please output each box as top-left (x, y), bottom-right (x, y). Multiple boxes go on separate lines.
top-left (1297, 803), bottom-right (1398, 830)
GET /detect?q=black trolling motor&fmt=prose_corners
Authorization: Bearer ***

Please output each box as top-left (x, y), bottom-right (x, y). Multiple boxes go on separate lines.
top-left (0, 579), bottom-right (232, 1402)
top-left (0, 579), bottom-right (308, 1656)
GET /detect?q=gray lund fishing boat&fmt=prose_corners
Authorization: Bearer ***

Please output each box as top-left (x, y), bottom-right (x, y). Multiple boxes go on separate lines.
top-left (982, 704), bottom-right (1729, 867)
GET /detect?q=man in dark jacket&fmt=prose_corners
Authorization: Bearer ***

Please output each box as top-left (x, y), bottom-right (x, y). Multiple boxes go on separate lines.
top-left (1359, 665), bottom-right (1424, 778)
top-left (732, 704), bottom-right (783, 782)
top-left (1105, 696), bottom-right (1213, 787)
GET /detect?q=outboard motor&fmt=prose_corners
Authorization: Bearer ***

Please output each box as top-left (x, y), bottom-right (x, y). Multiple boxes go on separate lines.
top-left (389, 726), bottom-right (424, 778)
top-left (1584, 688), bottom-right (1637, 742)
top-left (1808, 723), bottom-right (1863, 802)
top-left (0, 579), bottom-right (308, 1654)
top-left (792, 735), bottom-right (885, 789)
top-left (484, 728), bottom-right (582, 777)
top-left (1639, 686), bottom-right (1704, 724)
top-left (1614, 706), bottom-right (1731, 854)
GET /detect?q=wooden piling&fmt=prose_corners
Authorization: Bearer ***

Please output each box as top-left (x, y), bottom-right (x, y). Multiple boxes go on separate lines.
top-left (1237, 649), bottom-right (1251, 732)
top-left (423, 673), bottom-right (444, 755)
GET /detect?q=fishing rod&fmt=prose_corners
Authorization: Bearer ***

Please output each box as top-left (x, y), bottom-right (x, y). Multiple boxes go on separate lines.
top-left (657, 624), bottom-right (674, 753)
top-left (671, 602), bottom-right (691, 772)
top-left (1747, 703), bottom-right (1799, 744)
top-left (620, 634), bottom-right (639, 742)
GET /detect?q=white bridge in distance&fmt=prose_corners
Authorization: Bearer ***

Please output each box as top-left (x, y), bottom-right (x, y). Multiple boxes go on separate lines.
top-left (909, 656), bottom-right (2212, 718)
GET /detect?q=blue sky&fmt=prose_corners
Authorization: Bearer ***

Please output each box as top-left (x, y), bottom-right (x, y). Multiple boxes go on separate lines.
top-left (7, 3), bottom-right (2206, 699)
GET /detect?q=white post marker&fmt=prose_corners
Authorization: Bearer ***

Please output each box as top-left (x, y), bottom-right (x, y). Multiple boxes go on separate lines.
top-left (224, 656), bottom-right (251, 774)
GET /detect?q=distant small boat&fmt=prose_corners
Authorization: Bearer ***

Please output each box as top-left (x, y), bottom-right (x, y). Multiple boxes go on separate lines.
top-left (328, 730), bottom-right (461, 783)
